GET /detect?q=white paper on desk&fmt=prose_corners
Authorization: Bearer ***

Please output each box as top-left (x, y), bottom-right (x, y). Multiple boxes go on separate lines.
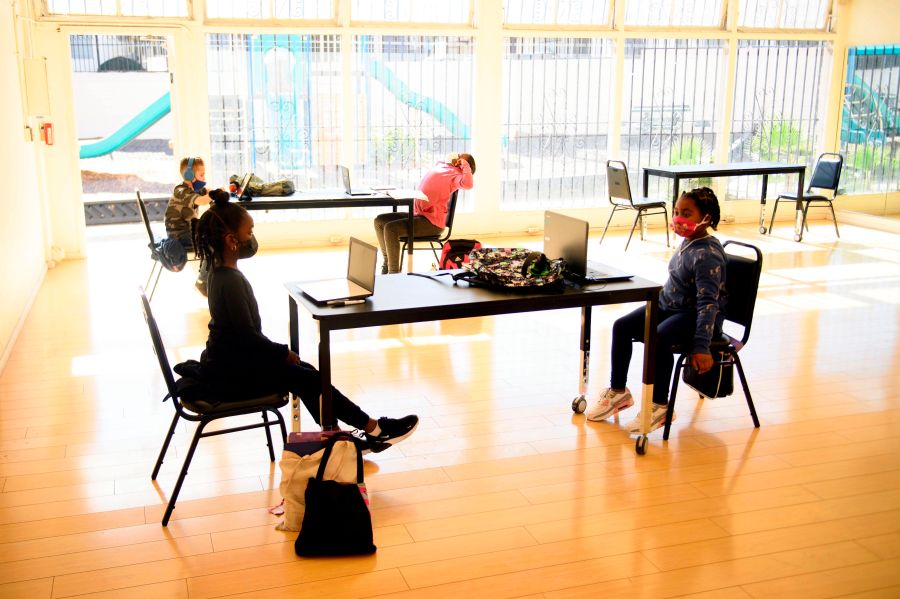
top-left (387, 188), bottom-right (427, 201)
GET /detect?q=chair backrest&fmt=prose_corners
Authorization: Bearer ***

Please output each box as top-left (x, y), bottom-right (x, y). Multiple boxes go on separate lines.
top-left (606, 160), bottom-right (635, 207)
top-left (139, 288), bottom-right (180, 400)
top-left (722, 240), bottom-right (763, 347)
top-left (136, 190), bottom-right (156, 245)
top-left (442, 190), bottom-right (460, 236)
top-left (808, 152), bottom-right (843, 193)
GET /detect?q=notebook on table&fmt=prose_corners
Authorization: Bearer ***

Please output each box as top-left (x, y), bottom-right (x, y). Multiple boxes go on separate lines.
top-left (296, 237), bottom-right (378, 305)
top-left (543, 211), bottom-right (634, 284)
top-left (339, 165), bottom-right (376, 196)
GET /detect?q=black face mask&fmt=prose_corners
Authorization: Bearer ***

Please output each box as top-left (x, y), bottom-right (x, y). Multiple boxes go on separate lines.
top-left (238, 234), bottom-right (258, 259)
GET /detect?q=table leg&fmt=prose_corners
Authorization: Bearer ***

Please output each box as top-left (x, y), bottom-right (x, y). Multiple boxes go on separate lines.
top-left (793, 169), bottom-right (806, 242)
top-left (406, 207), bottom-right (414, 272)
top-left (288, 296), bottom-right (301, 431)
top-left (571, 306), bottom-right (592, 414)
top-left (317, 322), bottom-right (336, 431)
top-left (642, 170), bottom-right (650, 197)
top-left (758, 175), bottom-right (769, 234)
top-left (637, 296), bottom-right (659, 455)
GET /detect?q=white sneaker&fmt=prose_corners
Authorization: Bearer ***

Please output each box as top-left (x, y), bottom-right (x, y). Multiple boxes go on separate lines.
top-left (625, 404), bottom-right (675, 434)
top-left (586, 388), bottom-right (634, 421)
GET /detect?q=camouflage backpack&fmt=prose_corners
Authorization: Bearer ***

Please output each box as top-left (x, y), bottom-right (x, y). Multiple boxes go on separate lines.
top-left (452, 247), bottom-right (566, 290)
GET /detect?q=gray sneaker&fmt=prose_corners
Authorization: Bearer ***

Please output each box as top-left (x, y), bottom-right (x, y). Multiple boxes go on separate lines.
top-left (586, 388), bottom-right (634, 421)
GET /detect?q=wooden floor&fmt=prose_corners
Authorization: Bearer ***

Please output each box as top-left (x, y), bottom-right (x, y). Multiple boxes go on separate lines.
top-left (2, 219), bottom-right (899, 598)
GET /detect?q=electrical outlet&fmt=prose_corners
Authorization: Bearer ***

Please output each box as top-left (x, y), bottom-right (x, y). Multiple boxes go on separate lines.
top-left (328, 235), bottom-right (343, 245)
top-left (526, 226), bottom-right (540, 235)
top-left (723, 214), bottom-right (735, 223)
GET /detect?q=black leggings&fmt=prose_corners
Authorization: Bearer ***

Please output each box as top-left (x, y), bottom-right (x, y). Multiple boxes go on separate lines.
top-left (610, 306), bottom-right (697, 406)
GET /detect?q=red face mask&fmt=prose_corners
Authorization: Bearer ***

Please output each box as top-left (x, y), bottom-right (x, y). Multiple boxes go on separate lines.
top-left (670, 215), bottom-right (709, 237)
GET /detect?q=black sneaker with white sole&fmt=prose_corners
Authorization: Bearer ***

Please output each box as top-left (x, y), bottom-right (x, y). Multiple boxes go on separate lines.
top-left (364, 415), bottom-right (419, 448)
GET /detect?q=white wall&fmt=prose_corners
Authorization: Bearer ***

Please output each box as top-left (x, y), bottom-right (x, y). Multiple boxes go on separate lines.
top-left (841, 0), bottom-right (900, 46)
top-left (0, 0), bottom-right (50, 370)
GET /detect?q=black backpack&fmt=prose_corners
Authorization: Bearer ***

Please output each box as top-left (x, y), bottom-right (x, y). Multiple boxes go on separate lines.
top-left (155, 237), bottom-right (187, 272)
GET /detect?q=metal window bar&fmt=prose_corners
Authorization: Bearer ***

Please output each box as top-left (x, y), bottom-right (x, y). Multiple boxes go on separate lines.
top-left (350, 35), bottom-right (475, 216)
top-left (501, 37), bottom-right (613, 210)
top-left (728, 40), bottom-right (830, 199)
top-left (620, 38), bottom-right (724, 200)
top-left (840, 46), bottom-right (900, 194)
top-left (206, 33), bottom-right (343, 223)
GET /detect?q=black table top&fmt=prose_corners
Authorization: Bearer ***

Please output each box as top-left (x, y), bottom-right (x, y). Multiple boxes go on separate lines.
top-left (286, 270), bottom-right (662, 330)
top-left (644, 161), bottom-right (805, 177)
top-left (236, 188), bottom-right (422, 210)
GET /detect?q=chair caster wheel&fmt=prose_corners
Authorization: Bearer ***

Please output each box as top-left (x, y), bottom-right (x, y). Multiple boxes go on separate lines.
top-left (759, 226), bottom-right (767, 234)
top-left (636, 435), bottom-right (648, 455)
top-left (794, 233), bottom-right (802, 242)
top-left (572, 396), bottom-right (587, 414)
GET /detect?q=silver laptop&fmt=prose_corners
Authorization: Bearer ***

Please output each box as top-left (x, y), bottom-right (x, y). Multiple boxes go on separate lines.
top-left (339, 165), bottom-right (375, 196)
top-left (297, 237), bottom-right (378, 305)
top-left (235, 172), bottom-right (253, 201)
top-left (544, 211), bottom-right (633, 284)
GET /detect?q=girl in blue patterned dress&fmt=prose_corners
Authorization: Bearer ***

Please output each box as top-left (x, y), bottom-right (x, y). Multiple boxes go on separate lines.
top-left (587, 187), bottom-right (727, 433)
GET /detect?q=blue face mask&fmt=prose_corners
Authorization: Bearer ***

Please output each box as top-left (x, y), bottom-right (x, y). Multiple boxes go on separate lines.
top-left (192, 180), bottom-right (206, 193)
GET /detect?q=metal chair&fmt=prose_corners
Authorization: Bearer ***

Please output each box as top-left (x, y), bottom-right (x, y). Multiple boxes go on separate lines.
top-left (399, 190), bottom-right (460, 270)
top-left (140, 289), bottom-right (288, 526)
top-left (769, 153), bottom-right (843, 241)
top-left (662, 241), bottom-right (763, 440)
top-left (600, 160), bottom-right (670, 250)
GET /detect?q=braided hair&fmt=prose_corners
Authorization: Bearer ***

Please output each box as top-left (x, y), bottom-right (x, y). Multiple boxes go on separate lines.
top-left (194, 189), bottom-right (248, 272)
top-left (680, 187), bottom-right (721, 230)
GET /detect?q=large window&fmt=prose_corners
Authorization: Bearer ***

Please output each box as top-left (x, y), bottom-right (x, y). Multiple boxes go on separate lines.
top-left (840, 46), bottom-right (900, 194)
top-left (502, 37), bottom-right (614, 209)
top-left (738, 0), bottom-right (831, 30)
top-left (207, 34), bottom-right (342, 220)
top-left (352, 0), bottom-right (470, 24)
top-left (729, 40), bottom-right (831, 198)
top-left (351, 36), bottom-right (475, 200)
top-left (48, 0), bottom-right (187, 17)
top-left (206, 0), bottom-right (332, 19)
top-left (503, 0), bottom-right (612, 26)
top-left (621, 38), bottom-right (725, 197)
top-left (624, 0), bottom-right (724, 27)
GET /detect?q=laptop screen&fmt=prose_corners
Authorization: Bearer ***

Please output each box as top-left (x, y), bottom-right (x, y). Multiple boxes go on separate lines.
top-left (339, 165), bottom-right (352, 194)
top-left (544, 211), bottom-right (589, 276)
top-left (347, 237), bottom-right (377, 292)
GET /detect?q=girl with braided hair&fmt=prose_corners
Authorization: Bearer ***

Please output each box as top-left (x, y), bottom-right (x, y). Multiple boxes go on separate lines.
top-left (195, 190), bottom-right (418, 451)
top-left (586, 187), bottom-right (727, 433)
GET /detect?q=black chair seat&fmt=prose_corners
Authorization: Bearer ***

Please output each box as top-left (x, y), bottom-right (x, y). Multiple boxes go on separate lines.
top-left (776, 192), bottom-right (830, 202)
top-left (180, 392), bottom-right (288, 415)
top-left (400, 189), bottom-right (460, 270)
top-left (631, 198), bottom-right (668, 209)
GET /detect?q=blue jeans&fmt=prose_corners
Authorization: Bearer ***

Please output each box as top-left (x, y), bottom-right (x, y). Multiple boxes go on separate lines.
top-left (610, 306), bottom-right (698, 406)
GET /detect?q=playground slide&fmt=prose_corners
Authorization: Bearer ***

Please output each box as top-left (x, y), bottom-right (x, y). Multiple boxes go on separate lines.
top-left (366, 58), bottom-right (470, 140)
top-left (79, 91), bottom-right (171, 159)
top-left (841, 74), bottom-right (899, 144)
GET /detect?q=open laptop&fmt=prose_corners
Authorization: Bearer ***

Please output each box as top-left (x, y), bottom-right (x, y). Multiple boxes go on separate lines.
top-left (544, 211), bottom-right (633, 284)
top-left (339, 165), bottom-right (375, 196)
top-left (296, 237), bottom-right (378, 305)
top-left (233, 172), bottom-right (254, 201)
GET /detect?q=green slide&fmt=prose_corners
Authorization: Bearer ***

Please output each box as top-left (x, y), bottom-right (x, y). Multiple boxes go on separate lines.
top-left (79, 91), bottom-right (171, 159)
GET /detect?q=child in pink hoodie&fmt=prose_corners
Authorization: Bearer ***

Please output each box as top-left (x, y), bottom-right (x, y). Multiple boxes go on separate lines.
top-left (374, 153), bottom-right (475, 274)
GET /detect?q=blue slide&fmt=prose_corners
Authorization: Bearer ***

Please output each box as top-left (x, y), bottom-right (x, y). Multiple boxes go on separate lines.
top-left (366, 58), bottom-right (470, 140)
top-left (79, 91), bottom-right (171, 159)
